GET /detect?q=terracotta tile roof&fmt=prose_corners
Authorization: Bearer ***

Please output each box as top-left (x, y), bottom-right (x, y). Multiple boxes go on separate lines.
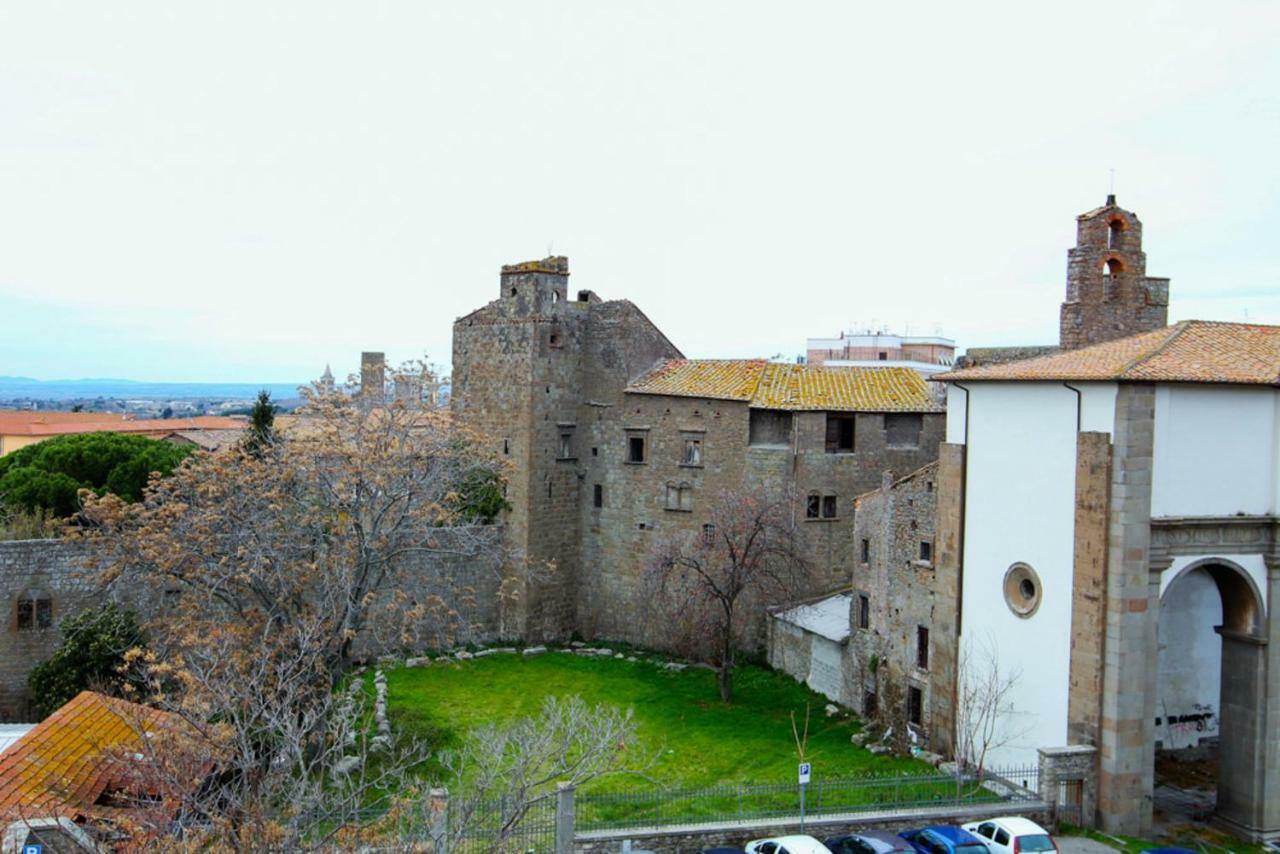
top-left (0, 414), bottom-right (245, 437)
top-left (938, 321), bottom-right (1280, 386)
top-left (0, 691), bottom-right (196, 823)
top-left (627, 360), bottom-right (942, 412)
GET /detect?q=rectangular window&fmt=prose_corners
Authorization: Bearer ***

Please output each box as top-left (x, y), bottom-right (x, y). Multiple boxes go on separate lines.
top-left (682, 437), bottom-right (703, 466)
top-left (593, 484), bottom-right (603, 508)
top-left (917, 626), bottom-right (929, 669)
top-left (860, 538), bottom-right (871, 563)
top-left (702, 523), bottom-right (715, 546)
top-left (884, 413), bottom-right (924, 448)
top-left (857, 594), bottom-right (870, 629)
top-left (558, 432), bottom-right (574, 459)
top-left (908, 686), bottom-right (923, 726)
top-left (627, 435), bottom-right (646, 463)
top-left (666, 483), bottom-right (693, 512)
top-left (748, 410), bottom-right (792, 447)
top-left (864, 691), bottom-right (878, 717)
top-left (825, 413), bottom-right (855, 453)
top-left (822, 495), bottom-right (837, 519)
top-left (806, 494), bottom-right (821, 519)
top-left (16, 597), bottom-right (51, 631)
top-left (919, 540), bottom-right (932, 562)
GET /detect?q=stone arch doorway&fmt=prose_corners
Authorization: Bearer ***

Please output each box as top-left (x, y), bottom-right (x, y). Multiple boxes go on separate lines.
top-left (1156, 558), bottom-right (1267, 833)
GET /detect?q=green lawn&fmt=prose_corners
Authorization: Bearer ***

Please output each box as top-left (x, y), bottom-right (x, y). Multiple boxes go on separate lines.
top-left (385, 650), bottom-right (922, 790)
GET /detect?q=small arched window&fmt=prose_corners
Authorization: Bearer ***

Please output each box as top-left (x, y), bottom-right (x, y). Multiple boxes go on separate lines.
top-left (1103, 257), bottom-right (1125, 276)
top-left (16, 590), bottom-right (52, 631)
top-left (1107, 217), bottom-right (1126, 249)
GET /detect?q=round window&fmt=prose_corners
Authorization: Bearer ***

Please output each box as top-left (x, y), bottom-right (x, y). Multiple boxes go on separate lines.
top-left (1003, 562), bottom-right (1043, 618)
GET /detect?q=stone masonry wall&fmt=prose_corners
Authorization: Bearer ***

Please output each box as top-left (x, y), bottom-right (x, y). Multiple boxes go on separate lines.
top-left (0, 539), bottom-right (101, 721)
top-left (929, 442), bottom-right (965, 757)
top-left (850, 463), bottom-right (940, 737)
top-left (1, 528), bottom-right (506, 722)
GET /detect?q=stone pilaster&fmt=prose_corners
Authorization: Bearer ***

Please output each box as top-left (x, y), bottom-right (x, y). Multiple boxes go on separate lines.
top-left (929, 442), bottom-right (965, 757)
top-left (1097, 384), bottom-right (1156, 836)
top-left (1068, 432), bottom-right (1111, 750)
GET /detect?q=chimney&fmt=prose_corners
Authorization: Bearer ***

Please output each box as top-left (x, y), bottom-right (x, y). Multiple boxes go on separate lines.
top-left (360, 352), bottom-right (386, 404)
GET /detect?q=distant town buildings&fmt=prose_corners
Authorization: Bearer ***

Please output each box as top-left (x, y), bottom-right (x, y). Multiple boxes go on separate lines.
top-left (805, 330), bottom-right (955, 377)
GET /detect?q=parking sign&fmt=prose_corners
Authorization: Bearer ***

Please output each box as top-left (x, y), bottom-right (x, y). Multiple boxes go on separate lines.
top-left (798, 761), bottom-right (811, 784)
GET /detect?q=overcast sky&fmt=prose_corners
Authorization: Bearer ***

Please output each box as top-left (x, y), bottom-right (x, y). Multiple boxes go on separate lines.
top-left (2, 1), bottom-right (1278, 383)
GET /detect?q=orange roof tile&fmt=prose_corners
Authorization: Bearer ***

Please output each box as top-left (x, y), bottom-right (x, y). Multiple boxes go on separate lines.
top-left (0, 691), bottom-right (197, 823)
top-left (627, 360), bottom-right (942, 412)
top-left (939, 321), bottom-right (1280, 385)
top-left (0, 414), bottom-right (245, 437)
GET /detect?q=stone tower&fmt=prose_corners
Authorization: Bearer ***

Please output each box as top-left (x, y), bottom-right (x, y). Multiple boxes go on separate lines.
top-left (360, 352), bottom-right (386, 405)
top-left (451, 256), bottom-right (682, 641)
top-left (1059, 195), bottom-right (1169, 350)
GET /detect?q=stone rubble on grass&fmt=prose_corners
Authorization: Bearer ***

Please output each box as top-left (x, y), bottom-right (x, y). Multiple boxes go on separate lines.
top-left (570, 641), bottom-right (586, 648)
top-left (824, 704), bottom-right (840, 717)
top-left (661, 662), bottom-right (687, 672)
top-left (558, 648), bottom-right (575, 654)
top-left (625, 656), bottom-right (637, 662)
top-left (406, 657), bottom-right (431, 668)
top-left (867, 744), bottom-right (893, 756)
top-left (614, 653), bottom-right (624, 659)
top-left (455, 650), bottom-right (473, 660)
top-left (472, 649), bottom-right (496, 658)
top-left (522, 646), bottom-right (547, 656)
top-left (850, 731), bottom-right (871, 746)
top-left (435, 656), bottom-right (451, 663)
top-left (918, 750), bottom-right (945, 767)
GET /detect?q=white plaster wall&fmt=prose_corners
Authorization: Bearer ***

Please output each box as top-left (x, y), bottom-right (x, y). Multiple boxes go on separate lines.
top-left (1077, 383), bottom-right (1117, 435)
top-left (1152, 385), bottom-right (1280, 518)
top-left (808, 635), bottom-right (845, 702)
top-left (1156, 566), bottom-right (1221, 749)
top-left (945, 384), bottom-right (968, 444)
top-left (957, 381), bottom-right (1081, 767)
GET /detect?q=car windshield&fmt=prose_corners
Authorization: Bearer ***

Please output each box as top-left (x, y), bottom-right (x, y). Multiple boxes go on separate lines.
top-left (1018, 836), bottom-right (1056, 852)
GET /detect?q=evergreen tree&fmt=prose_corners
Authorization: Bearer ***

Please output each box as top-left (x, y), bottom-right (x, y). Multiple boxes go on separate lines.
top-left (243, 389), bottom-right (277, 456)
top-left (27, 603), bottom-right (146, 718)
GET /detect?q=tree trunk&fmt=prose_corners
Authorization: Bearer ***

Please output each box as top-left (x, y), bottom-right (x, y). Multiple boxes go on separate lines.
top-left (717, 664), bottom-right (733, 703)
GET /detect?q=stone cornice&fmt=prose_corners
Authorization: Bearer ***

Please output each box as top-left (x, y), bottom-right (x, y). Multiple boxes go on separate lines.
top-left (1149, 515), bottom-right (1280, 571)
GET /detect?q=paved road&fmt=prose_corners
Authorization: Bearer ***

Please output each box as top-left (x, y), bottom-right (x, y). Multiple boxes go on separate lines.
top-left (1059, 836), bottom-right (1120, 854)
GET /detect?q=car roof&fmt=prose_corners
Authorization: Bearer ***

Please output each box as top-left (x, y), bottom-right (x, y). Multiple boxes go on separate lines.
top-left (758, 836), bottom-right (831, 853)
top-left (926, 826), bottom-right (983, 844)
top-left (847, 830), bottom-right (915, 850)
top-left (982, 817), bottom-right (1051, 836)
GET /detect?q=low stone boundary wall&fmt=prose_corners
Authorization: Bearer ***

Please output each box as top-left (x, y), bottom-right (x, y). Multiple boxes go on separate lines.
top-left (574, 801), bottom-right (1050, 853)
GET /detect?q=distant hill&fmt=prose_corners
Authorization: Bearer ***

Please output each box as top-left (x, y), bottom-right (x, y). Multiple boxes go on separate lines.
top-left (0, 376), bottom-right (305, 402)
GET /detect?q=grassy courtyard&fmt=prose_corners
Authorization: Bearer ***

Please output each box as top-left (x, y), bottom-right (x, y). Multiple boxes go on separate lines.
top-left (385, 649), bottom-right (924, 792)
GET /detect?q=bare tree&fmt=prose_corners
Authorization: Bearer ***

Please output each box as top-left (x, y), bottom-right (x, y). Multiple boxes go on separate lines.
top-left (78, 384), bottom-right (510, 848)
top-left (954, 631), bottom-right (1027, 775)
top-left (441, 695), bottom-right (650, 854)
top-left (644, 488), bottom-right (808, 702)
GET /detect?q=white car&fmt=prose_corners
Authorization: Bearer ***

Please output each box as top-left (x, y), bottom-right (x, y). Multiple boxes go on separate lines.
top-left (745, 835), bottom-right (834, 854)
top-left (962, 817), bottom-right (1058, 854)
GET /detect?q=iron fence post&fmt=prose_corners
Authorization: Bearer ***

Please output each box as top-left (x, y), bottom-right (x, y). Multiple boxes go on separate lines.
top-left (429, 787), bottom-right (449, 854)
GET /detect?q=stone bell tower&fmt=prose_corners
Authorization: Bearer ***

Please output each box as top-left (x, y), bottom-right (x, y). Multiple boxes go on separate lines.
top-left (1059, 195), bottom-right (1169, 350)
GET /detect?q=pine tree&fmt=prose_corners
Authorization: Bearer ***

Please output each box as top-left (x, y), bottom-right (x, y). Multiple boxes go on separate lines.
top-left (243, 389), bottom-right (277, 457)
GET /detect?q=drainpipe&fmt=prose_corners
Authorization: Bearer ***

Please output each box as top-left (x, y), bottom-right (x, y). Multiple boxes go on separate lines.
top-left (1063, 382), bottom-right (1083, 433)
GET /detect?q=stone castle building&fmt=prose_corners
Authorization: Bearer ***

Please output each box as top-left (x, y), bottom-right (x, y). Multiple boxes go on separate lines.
top-left (451, 258), bottom-right (945, 644)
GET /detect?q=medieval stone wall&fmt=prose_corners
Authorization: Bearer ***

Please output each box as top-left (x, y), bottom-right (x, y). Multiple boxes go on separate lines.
top-left (849, 463), bottom-right (939, 736)
top-left (1, 528), bottom-right (505, 723)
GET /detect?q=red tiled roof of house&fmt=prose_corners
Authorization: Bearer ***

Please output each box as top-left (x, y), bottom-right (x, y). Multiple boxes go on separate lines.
top-left (938, 321), bottom-right (1280, 385)
top-left (0, 414), bottom-right (245, 437)
top-left (626, 360), bottom-right (942, 412)
top-left (0, 691), bottom-right (199, 823)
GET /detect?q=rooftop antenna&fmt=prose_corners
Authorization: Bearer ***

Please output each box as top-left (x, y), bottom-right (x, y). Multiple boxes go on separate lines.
top-left (547, 240), bottom-right (554, 257)
top-left (1109, 168), bottom-right (1115, 194)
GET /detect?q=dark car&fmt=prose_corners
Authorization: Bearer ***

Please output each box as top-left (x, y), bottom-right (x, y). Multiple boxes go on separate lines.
top-left (702, 849), bottom-right (748, 854)
top-left (899, 826), bottom-right (990, 854)
top-left (826, 830), bottom-right (918, 854)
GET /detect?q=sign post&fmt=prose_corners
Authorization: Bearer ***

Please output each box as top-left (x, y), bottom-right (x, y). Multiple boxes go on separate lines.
top-left (798, 761), bottom-right (812, 831)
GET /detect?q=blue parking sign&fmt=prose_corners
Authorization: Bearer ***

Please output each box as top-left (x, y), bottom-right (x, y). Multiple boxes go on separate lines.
top-left (24, 843), bottom-right (43, 854)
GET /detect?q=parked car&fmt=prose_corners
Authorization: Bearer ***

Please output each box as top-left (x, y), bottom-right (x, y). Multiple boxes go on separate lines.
top-left (825, 830), bottom-right (918, 854)
top-left (744, 835), bottom-right (834, 854)
top-left (962, 817), bottom-right (1058, 854)
top-left (702, 849), bottom-right (748, 854)
top-left (899, 826), bottom-right (990, 854)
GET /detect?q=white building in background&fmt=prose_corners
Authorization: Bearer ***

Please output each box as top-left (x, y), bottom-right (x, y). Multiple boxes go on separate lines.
top-left (806, 329), bottom-right (955, 377)
top-left (937, 319), bottom-right (1280, 840)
